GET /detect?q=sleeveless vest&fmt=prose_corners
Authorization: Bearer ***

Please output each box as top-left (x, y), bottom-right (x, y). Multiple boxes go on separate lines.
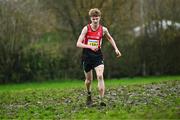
top-left (83, 24), bottom-right (103, 48)
top-left (82, 24), bottom-right (103, 60)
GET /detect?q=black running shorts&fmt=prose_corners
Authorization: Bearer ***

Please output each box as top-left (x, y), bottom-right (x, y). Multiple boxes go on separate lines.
top-left (82, 59), bottom-right (104, 73)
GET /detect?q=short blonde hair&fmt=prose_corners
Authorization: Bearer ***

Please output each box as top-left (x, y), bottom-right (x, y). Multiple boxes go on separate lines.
top-left (89, 8), bottom-right (101, 17)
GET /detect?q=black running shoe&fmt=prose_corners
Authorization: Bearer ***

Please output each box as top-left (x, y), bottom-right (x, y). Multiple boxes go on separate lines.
top-left (86, 92), bottom-right (93, 106)
top-left (100, 101), bottom-right (106, 106)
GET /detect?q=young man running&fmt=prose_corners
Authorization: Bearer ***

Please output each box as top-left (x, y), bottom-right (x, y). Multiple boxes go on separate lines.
top-left (76, 8), bottom-right (121, 106)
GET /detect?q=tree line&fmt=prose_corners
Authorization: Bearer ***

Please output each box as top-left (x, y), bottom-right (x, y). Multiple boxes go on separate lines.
top-left (0, 0), bottom-right (179, 84)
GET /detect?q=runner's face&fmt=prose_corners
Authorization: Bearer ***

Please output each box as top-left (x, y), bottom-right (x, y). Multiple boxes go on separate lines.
top-left (90, 16), bottom-right (100, 25)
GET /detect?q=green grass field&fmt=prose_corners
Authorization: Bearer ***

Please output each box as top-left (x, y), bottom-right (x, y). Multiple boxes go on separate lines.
top-left (0, 76), bottom-right (180, 119)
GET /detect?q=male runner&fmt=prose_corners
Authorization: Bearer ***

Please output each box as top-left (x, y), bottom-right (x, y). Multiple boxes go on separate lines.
top-left (76, 8), bottom-right (121, 106)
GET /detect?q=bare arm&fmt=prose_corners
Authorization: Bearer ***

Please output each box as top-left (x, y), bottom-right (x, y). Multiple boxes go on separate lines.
top-left (103, 27), bottom-right (121, 57)
top-left (76, 26), bottom-right (98, 51)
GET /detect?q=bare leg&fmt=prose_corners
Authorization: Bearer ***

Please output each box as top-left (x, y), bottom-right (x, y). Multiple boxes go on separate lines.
top-left (84, 70), bottom-right (93, 93)
top-left (84, 70), bottom-right (93, 106)
top-left (95, 65), bottom-right (105, 98)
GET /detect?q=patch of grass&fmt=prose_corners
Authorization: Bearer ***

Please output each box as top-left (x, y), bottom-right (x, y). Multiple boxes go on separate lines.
top-left (0, 75), bottom-right (179, 92)
top-left (0, 76), bottom-right (180, 119)
top-left (0, 80), bottom-right (83, 92)
top-left (106, 75), bottom-right (180, 86)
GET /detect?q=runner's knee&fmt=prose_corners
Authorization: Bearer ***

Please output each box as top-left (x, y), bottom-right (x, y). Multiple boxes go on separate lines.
top-left (97, 74), bottom-right (103, 80)
top-left (85, 77), bottom-right (92, 84)
top-left (85, 79), bottom-right (91, 84)
top-left (87, 76), bottom-right (93, 80)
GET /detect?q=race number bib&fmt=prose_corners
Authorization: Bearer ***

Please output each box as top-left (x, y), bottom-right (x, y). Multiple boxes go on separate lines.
top-left (87, 39), bottom-right (98, 47)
